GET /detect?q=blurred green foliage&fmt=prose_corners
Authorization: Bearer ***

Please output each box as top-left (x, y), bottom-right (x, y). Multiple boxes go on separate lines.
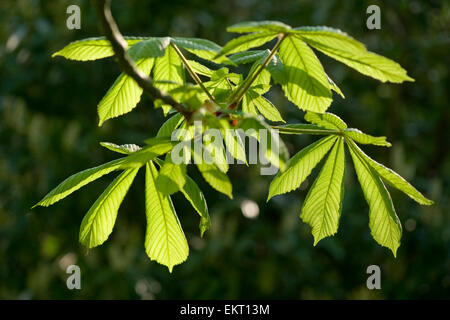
top-left (0, 0), bottom-right (448, 299)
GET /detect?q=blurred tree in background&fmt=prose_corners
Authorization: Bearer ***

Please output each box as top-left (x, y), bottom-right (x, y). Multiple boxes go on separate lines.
top-left (0, 0), bottom-right (448, 299)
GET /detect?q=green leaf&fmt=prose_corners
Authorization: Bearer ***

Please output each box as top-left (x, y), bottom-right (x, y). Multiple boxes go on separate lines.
top-left (52, 37), bottom-right (146, 61)
top-left (279, 36), bottom-right (332, 113)
top-left (252, 95), bottom-right (285, 123)
top-left (186, 60), bottom-right (214, 77)
top-left (344, 128), bottom-right (391, 147)
top-left (145, 162), bottom-right (189, 272)
top-left (156, 113), bottom-right (184, 138)
top-left (247, 59), bottom-right (272, 93)
top-left (156, 153), bottom-right (187, 195)
top-left (127, 37), bottom-right (171, 60)
top-left (34, 158), bottom-right (127, 207)
top-left (265, 54), bottom-right (285, 85)
top-left (100, 142), bottom-right (142, 154)
top-left (293, 26), bottom-right (366, 51)
top-left (125, 139), bottom-right (176, 163)
top-left (98, 57), bottom-right (154, 125)
top-left (154, 158), bottom-right (211, 236)
top-left (242, 92), bottom-right (258, 114)
top-left (347, 140), bottom-right (402, 256)
top-left (299, 34), bottom-right (414, 83)
top-left (34, 140), bottom-right (174, 208)
top-left (180, 176), bottom-right (211, 237)
top-left (79, 168), bottom-right (139, 248)
top-left (274, 123), bottom-right (331, 135)
top-left (243, 89), bottom-right (284, 122)
top-left (96, 38), bottom-right (174, 126)
top-left (170, 37), bottom-right (227, 63)
top-left (305, 112), bottom-right (347, 131)
top-left (218, 32), bottom-right (277, 56)
top-left (301, 137), bottom-right (345, 245)
top-left (153, 44), bottom-right (186, 98)
top-left (227, 20), bottom-right (292, 34)
top-left (222, 127), bottom-right (247, 165)
top-left (348, 140), bottom-right (433, 205)
top-left (326, 73), bottom-right (345, 98)
top-left (192, 147), bottom-right (233, 199)
top-left (34, 140), bottom-right (175, 208)
top-left (239, 115), bottom-right (290, 171)
top-left (228, 50), bottom-right (268, 65)
top-left (204, 69), bottom-right (240, 103)
top-left (268, 136), bottom-right (337, 200)
top-left (203, 131), bottom-right (229, 173)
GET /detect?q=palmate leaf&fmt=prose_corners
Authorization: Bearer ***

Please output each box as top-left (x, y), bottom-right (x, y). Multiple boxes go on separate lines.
top-left (344, 128), bottom-right (391, 147)
top-left (227, 20), bottom-right (292, 34)
top-left (180, 176), bottom-right (211, 237)
top-left (186, 60), bottom-right (214, 77)
top-left (228, 50), bottom-right (269, 65)
top-left (305, 112), bottom-right (391, 147)
top-left (145, 162), bottom-right (189, 272)
top-left (97, 38), bottom-right (171, 125)
top-left (242, 92), bottom-right (258, 114)
top-left (203, 68), bottom-right (241, 103)
top-left (203, 131), bottom-right (229, 174)
top-left (268, 136), bottom-right (337, 200)
top-left (192, 146), bottom-right (233, 199)
top-left (222, 128), bottom-right (247, 164)
top-left (79, 168), bottom-right (139, 248)
top-left (156, 113), bottom-right (184, 138)
top-left (154, 158), bottom-right (211, 237)
top-left (244, 89), bottom-right (285, 123)
top-left (100, 142), bottom-right (142, 154)
top-left (297, 33), bottom-right (414, 83)
top-left (347, 140), bottom-right (402, 256)
top-left (239, 115), bottom-right (290, 172)
top-left (34, 158), bottom-right (127, 208)
top-left (231, 49), bottom-right (284, 88)
top-left (207, 117), bottom-right (247, 165)
top-left (153, 44), bottom-right (186, 114)
top-left (98, 58), bottom-right (154, 126)
top-left (218, 32), bottom-right (277, 57)
top-left (274, 123), bottom-right (331, 135)
top-left (156, 153), bottom-right (187, 195)
top-left (348, 140), bottom-right (433, 205)
top-left (34, 140), bottom-right (174, 208)
top-left (301, 137), bottom-right (345, 245)
top-left (305, 112), bottom-right (347, 131)
top-left (279, 36), bottom-right (332, 113)
top-left (170, 37), bottom-right (231, 64)
top-left (293, 26), bottom-right (366, 51)
top-left (326, 73), bottom-right (345, 98)
top-left (52, 36), bottom-right (147, 61)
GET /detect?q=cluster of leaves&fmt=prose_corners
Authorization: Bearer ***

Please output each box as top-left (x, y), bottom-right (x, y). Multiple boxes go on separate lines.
top-left (35, 20), bottom-right (433, 271)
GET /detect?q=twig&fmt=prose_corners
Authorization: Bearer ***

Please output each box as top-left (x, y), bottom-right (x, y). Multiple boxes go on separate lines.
top-left (230, 34), bottom-right (286, 107)
top-left (93, 0), bottom-right (193, 120)
top-left (170, 42), bottom-right (216, 103)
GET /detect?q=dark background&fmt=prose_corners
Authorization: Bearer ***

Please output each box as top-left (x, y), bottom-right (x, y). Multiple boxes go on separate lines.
top-left (0, 0), bottom-right (448, 299)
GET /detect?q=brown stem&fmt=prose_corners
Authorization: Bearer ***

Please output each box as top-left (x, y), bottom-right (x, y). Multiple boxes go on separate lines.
top-left (93, 0), bottom-right (193, 120)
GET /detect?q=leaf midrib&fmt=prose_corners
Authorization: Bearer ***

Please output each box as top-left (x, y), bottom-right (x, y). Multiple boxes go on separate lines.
top-left (317, 139), bottom-right (341, 239)
top-left (149, 163), bottom-right (172, 268)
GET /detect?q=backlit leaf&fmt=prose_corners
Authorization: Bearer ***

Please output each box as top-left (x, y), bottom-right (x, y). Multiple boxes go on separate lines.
top-left (145, 162), bottom-right (189, 272)
top-left (79, 168), bottom-right (139, 248)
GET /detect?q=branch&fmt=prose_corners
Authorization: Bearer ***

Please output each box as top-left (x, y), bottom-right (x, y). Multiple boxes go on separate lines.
top-left (93, 0), bottom-right (193, 120)
top-left (230, 33), bottom-right (286, 107)
top-left (170, 42), bottom-right (217, 103)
